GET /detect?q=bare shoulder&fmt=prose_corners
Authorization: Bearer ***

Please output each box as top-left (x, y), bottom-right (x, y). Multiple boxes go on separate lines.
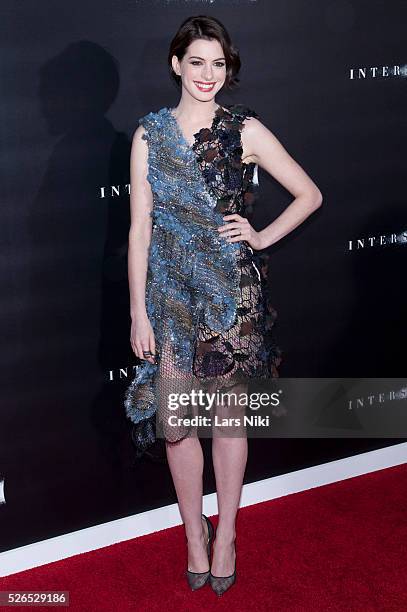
top-left (131, 125), bottom-right (149, 166)
top-left (242, 115), bottom-right (275, 141)
top-left (132, 123), bottom-right (147, 143)
top-left (130, 124), bottom-right (149, 181)
top-left (241, 114), bottom-right (292, 167)
top-left (241, 115), bottom-right (272, 164)
top-left (242, 114), bottom-right (264, 129)
top-left (241, 114), bottom-right (322, 203)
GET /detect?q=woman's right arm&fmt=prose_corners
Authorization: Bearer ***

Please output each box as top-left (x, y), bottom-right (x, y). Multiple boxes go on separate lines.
top-left (128, 125), bottom-right (156, 364)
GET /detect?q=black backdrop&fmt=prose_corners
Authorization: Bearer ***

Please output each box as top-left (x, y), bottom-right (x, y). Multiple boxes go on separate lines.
top-left (1, 0), bottom-right (406, 553)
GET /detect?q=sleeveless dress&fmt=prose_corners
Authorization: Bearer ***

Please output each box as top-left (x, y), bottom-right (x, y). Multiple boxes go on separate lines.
top-left (124, 104), bottom-right (282, 456)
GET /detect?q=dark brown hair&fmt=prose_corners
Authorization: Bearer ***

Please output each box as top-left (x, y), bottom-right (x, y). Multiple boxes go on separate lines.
top-left (168, 15), bottom-right (241, 90)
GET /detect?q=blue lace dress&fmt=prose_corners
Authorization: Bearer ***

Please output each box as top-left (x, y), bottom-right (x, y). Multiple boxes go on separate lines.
top-left (124, 104), bottom-right (282, 455)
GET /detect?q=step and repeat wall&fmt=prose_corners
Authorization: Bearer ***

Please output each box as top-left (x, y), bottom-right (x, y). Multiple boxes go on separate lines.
top-left (1, 0), bottom-right (406, 553)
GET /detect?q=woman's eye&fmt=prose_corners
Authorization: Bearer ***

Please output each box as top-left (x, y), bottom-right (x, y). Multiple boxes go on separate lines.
top-left (190, 61), bottom-right (225, 68)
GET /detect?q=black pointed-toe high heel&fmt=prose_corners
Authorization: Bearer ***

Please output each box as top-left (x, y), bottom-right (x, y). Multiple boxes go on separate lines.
top-left (209, 527), bottom-right (236, 596)
top-left (185, 514), bottom-right (214, 591)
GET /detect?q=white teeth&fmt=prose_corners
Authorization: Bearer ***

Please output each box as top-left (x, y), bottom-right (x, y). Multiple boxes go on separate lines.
top-left (195, 82), bottom-right (214, 89)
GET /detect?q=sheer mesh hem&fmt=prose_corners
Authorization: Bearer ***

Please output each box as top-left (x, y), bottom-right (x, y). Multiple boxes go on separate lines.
top-left (155, 333), bottom-right (199, 445)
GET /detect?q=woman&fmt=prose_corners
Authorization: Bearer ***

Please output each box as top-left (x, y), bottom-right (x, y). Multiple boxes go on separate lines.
top-left (124, 15), bottom-right (322, 595)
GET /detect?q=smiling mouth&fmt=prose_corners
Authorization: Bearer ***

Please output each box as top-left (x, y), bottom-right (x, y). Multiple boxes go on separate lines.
top-left (194, 81), bottom-right (216, 91)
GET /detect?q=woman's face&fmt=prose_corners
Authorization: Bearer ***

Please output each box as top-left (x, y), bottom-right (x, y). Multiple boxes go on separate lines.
top-left (172, 38), bottom-right (227, 101)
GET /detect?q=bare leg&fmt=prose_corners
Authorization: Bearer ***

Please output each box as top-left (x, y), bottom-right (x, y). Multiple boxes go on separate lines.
top-left (158, 334), bottom-right (209, 573)
top-left (211, 383), bottom-right (248, 576)
top-left (166, 438), bottom-right (209, 572)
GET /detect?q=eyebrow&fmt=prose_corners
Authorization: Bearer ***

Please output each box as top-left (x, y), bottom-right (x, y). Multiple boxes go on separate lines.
top-left (188, 56), bottom-right (226, 61)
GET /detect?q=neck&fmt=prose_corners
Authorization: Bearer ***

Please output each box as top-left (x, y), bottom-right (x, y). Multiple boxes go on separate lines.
top-left (173, 95), bottom-right (218, 121)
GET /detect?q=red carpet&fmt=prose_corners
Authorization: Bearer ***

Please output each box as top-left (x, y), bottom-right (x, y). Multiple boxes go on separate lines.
top-left (1, 464), bottom-right (406, 611)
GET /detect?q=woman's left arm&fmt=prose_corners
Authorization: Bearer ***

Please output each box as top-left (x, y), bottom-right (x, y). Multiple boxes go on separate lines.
top-left (218, 117), bottom-right (323, 250)
top-left (242, 117), bottom-right (322, 249)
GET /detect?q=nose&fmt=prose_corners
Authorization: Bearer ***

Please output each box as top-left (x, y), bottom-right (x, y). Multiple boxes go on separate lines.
top-left (202, 64), bottom-right (214, 81)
